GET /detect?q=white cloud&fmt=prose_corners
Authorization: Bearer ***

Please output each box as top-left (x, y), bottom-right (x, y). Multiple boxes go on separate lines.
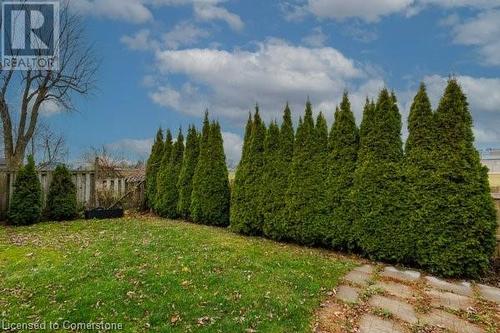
top-left (287, 0), bottom-right (500, 23)
top-left (70, 0), bottom-right (153, 23)
top-left (122, 22), bottom-right (209, 52)
top-left (163, 22), bottom-right (210, 49)
top-left (121, 29), bottom-right (158, 51)
top-left (70, 0), bottom-right (243, 29)
top-left (39, 100), bottom-right (64, 117)
top-left (280, 1), bottom-right (310, 22)
top-left (307, 0), bottom-right (413, 22)
top-left (301, 27), bottom-right (328, 47)
top-left (450, 9), bottom-right (500, 66)
top-left (151, 39), bottom-right (379, 123)
top-left (418, 0), bottom-right (500, 9)
top-left (193, 1), bottom-right (244, 31)
top-left (106, 138), bottom-right (154, 160)
top-left (474, 127), bottom-right (499, 143)
top-left (222, 132), bottom-right (243, 168)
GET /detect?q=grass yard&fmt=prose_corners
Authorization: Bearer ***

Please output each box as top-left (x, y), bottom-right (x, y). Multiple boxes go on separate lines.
top-left (0, 217), bottom-right (354, 332)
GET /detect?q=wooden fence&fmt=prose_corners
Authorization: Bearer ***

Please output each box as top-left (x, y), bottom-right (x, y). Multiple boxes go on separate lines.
top-left (0, 166), bottom-right (144, 220)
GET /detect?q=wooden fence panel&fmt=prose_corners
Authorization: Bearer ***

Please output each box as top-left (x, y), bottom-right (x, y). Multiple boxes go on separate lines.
top-left (0, 169), bottom-right (143, 220)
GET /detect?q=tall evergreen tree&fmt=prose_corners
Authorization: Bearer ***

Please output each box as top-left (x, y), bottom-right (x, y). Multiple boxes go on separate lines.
top-left (241, 113), bottom-right (253, 162)
top-left (145, 128), bottom-right (164, 209)
top-left (191, 113), bottom-right (231, 226)
top-left (417, 79), bottom-right (497, 277)
top-left (327, 93), bottom-right (359, 250)
top-left (154, 129), bottom-right (173, 213)
top-left (231, 113), bottom-right (253, 232)
top-left (177, 125), bottom-right (200, 219)
top-left (358, 99), bottom-right (376, 163)
top-left (8, 156), bottom-right (42, 225)
top-left (230, 106), bottom-right (266, 235)
top-left (262, 104), bottom-right (295, 240)
top-left (314, 112), bottom-right (330, 245)
top-left (260, 121), bottom-right (280, 235)
top-left (352, 89), bottom-right (407, 262)
top-left (286, 101), bottom-right (328, 245)
top-left (156, 129), bottom-right (184, 218)
top-left (45, 164), bottom-right (78, 221)
top-left (403, 83), bottom-right (436, 264)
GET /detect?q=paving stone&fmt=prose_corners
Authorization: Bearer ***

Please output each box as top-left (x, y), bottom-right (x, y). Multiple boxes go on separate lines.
top-left (354, 264), bottom-right (374, 274)
top-left (373, 281), bottom-right (413, 299)
top-left (425, 276), bottom-right (473, 297)
top-left (336, 285), bottom-right (359, 303)
top-left (380, 266), bottom-right (420, 282)
top-left (421, 309), bottom-right (484, 333)
top-left (344, 270), bottom-right (371, 287)
top-left (477, 284), bottom-right (500, 304)
top-left (358, 314), bottom-right (405, 333)
top-left (426, 289), bottom-right (473, 311)
top-left (369, 295), bottom-right (418, 324)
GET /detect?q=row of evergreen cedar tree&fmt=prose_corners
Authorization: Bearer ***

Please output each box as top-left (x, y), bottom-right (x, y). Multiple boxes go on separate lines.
top-left (146, 113), bottom-right (231, 225)
top-left (8, 157), bottom-right (78, 225)
top-left (145, 79), bottom-right (497, 278)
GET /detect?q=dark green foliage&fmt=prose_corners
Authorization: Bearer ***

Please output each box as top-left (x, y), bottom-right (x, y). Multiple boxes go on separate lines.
top-left (416, 80), bottom-right (497, 277)
top-left (191, 113), bottom-right (231, 226)
top-left (177, 126), bottom-right (200, 219)
top-left (45, 164), bottom-right (77, 221)
top-left (231, 106), bottom-right (267, 235)
top-left (154, 130), bottom-right (173, 213)
top-left (352, 89), bottom-right (407, 261)
top-left (358, 99), bottom-right (376, 163)
top-left (262, 105), bottom-right (295, 240)
top-left (286, 101), bottom-right (329, 245)
top-left (260, 122), bottom-right (281, 237)
top-left (145, 128), bottom-right (164, 210)
top-left (8, 156), bottom-right (42, 226)
top-left (326, 93), bottom-right (359, 250)
top-left (156, 129), bottom-right (184, 218)
top-left (241, 113), bottom-right (253, 162)
top-left (403, 84), bottom-right (436, 264)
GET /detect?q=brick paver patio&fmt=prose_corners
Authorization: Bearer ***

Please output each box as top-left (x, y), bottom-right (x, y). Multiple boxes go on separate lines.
top-left (314, 264), bottom-right (500, 333)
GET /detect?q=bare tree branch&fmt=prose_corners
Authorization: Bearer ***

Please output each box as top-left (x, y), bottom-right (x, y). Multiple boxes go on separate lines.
top-left (0, 0), bottom-right (98, 168)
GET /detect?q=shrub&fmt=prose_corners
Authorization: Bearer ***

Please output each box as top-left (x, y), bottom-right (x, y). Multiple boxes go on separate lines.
top-left (262, 104), bottom-right (294, 240)
top-left (286, 101), bottom-right (329, 245)
top-left (154, 129), bottom-right (173, 214)
top-left (177, 125), bottom-right (200, 219)
top-left (326, 92), bottom-right (359, 250)
top-left (230, 107), bottom-right (266, 235)
top-left (45, 164), bottom-right (78, 221)
top-left (352, 89), bottom-right (407, 262)
top-left (403, 83), bottom-right (436, 264)
top-left (191, 113), bottom-right (231, 226)
top-left (145, 128), bottom-right (164, 210)
top-left (8, 156), bottom-right (42, 226)
top-left (416, 79), bottom-right (497, 277)
top-left (156, 129), bottom-right (184, 218)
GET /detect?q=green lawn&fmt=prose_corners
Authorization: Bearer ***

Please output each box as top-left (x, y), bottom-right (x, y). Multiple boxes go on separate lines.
top-left (0, 217), bottom-right (354, 332)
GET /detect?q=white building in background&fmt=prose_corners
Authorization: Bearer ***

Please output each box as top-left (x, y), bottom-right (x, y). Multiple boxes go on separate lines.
top-left (482, 149), bottom-right (500, 173)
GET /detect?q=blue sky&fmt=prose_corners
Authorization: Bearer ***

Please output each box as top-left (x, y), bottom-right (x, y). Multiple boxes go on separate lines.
top-left (41, 0), bottom-right (500, 166)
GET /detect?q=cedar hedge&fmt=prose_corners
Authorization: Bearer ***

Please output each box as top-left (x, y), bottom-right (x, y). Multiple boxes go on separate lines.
top-left (8, 156), bottom-right (42, 226)
top-left (147, 80), bottom-right (496, 278)
top-left (45, 164), bottom-right (78, 221)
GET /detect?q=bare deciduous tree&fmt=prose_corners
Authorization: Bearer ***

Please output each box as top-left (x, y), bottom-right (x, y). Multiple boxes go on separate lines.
top-left (0, 1), bottom-right (97, 168)
top-left (29, 122), bottom-right (68, 168)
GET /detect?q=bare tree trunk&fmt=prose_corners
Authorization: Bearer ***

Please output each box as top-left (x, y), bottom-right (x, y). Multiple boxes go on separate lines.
top-left (0, 1), bottom-right (97, 169)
